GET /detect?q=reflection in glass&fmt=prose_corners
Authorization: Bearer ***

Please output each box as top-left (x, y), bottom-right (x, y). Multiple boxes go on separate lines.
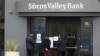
top-left (80, 18), bottom-right (93, 56)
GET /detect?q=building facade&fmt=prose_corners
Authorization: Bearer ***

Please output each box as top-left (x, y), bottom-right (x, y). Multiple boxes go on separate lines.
top-left (5, 0), bottom-right (100, 56)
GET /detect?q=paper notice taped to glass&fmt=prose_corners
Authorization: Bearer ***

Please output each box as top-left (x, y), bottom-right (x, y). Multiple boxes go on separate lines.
top-left (49, 37), bottom-right (53, 48)
top-left (53, 36), bottom-right (58, 41)
top-left (36, 33), bottom-right (42, 43)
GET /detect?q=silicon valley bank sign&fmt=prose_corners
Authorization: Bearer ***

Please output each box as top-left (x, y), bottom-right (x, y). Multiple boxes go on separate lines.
top-left (28, 2), bottom-right (84, 10)
top-left (16, 0), bottom-right (100, 12)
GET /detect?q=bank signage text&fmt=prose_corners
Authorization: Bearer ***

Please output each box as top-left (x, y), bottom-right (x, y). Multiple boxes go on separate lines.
top-left (16, 0), bottom-right (100, 12)
top-left (28, 2), bottom-right (84, 10)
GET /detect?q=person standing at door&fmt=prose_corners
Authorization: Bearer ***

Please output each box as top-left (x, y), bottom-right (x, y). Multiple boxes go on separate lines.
top-left (43, 35), bottom-right (52, 56)
top-left (26, 32), bottom-right (35, 56)
top-left (57, 35), bottom-right (67, 56)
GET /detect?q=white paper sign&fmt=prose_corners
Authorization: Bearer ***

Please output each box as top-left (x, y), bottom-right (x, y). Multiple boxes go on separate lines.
top-left (36, 33), bottom-right (42, 43)
top-left (53, 36), bottom-right (58, 41)
top-left (49, 37), bottom-right (53, 48)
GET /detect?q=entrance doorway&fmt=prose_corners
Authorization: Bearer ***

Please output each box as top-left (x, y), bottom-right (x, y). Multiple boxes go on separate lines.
top-left (46, 17), bottom-right (80, 56)
top-left (30, 16), bottom-right (93, 56)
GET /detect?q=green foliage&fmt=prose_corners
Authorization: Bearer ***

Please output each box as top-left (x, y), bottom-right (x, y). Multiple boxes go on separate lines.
top-left (6, 40), bottom-right (19, 51)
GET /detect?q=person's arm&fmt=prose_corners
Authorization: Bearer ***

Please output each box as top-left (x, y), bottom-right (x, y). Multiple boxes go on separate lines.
top-left (47, 39), bottom-right (51, 49)
top-left (42, 40), bottom-right (44, 48)
top-left (57, 39), bottom-right (60, 47)
top-left (31, 38), bottom-right (35, 45)
top-left (43, 39), bottom-right (46, 49)
top-left (49, 39), bottom-right (51, 47)
top-left (26, 39), bottom-right (32, 50)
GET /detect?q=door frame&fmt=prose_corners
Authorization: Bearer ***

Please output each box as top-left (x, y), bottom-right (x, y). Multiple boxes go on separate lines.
top-left (46, 17), bottom-right (81, 56)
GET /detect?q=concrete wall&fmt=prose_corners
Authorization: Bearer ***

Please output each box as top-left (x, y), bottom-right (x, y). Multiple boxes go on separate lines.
top-left (5, 0), bottom-right (27, 56)
top-left (93, 17), bottom-right (100, 56)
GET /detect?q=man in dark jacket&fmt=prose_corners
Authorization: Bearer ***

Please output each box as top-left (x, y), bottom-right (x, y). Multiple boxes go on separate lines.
top-left (26, 32), bottom-right (35, 56)
top-left (57, 35), bottom-right (67, 56)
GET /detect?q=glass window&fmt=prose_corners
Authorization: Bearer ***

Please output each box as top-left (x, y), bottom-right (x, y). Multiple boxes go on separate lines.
top-left (30, 17), bottom-right (46, 53)
top-left (80, 18), bottom-right (93, 56)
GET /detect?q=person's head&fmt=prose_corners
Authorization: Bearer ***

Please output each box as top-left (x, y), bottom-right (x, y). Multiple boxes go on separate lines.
top-left (29, 32), bottom-right (34, 37)
top-left (58, 35), bottom-right (61, 38)
top-left (58, 33), bottom-right (63, 38)
top-left (45, 35), bottom-right (49, 39)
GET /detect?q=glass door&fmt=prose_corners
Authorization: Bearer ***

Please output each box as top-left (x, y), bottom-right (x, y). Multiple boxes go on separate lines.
top-left (46, 17), bottom-right (80, 56)
top-left (30, 17), bottom-right (93, 56)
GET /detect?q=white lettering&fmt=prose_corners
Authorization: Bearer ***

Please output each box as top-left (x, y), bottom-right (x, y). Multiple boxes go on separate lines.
top-left (28, 3), bottom-right (32, 9)
top-left (67, 3), bottom-right (84, 9)
top-left (80, 3), bottom-right (84, 8)
top-left (28, 2), bottom-right (84, 10)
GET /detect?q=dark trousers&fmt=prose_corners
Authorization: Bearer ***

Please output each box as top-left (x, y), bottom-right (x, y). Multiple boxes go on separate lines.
top-left (39, 52), bottom-right (44, 56)
top-left (58, 51), bottom-right (65, 56)
top-left (27, 49), bottom-right (34, 56)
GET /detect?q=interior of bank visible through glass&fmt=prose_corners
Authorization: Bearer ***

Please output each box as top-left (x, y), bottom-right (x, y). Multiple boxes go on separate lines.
top-left (29, 16), bottom-right (93, 56)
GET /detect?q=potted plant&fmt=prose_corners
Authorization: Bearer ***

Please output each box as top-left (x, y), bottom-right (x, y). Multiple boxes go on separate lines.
top-left (5, 40), bottom-right (20, 56)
